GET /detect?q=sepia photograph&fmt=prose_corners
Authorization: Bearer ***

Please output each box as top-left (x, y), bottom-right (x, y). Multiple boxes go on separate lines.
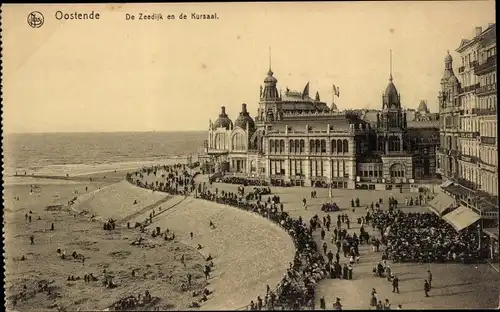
top-left (2, 2), bottom-right (498, 311)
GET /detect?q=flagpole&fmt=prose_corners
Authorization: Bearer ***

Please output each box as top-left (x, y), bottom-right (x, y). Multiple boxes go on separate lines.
top-left (332, 85), bottom-right (335, 111)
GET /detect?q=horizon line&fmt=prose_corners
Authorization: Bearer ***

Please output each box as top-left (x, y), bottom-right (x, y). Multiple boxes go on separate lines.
top-left (4, 129), bottom-right (208, 135)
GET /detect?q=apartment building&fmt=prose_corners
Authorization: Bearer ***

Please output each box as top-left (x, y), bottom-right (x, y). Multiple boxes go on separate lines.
top-left (437, 24), bottom-right (498, 262)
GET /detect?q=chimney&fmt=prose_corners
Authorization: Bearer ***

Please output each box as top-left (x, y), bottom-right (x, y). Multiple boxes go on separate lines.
top-left (241, 103), bottom-right (247, 113)
top-left (221, 106), bottom-right (226, 115)
top-left (475, 27), bottom-right (483, 36)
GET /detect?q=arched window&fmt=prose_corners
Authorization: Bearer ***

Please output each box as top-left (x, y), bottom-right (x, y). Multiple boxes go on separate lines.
top-left (214, 133), bottom-right (226, 150)
top-left (321, 140), bottom-right (326, 153)
top-left (343, 139), bottom-right (349, 153)
top-left (300, 140), bottom-right (305, 153)
top-left (295, 140), bottom-right (300, 154)
top-left (269, 140), bottom-right (275, 154)
top-left (232, 133), bottom-right (246, 151)
top-left (390, 163), bottom-right (405, 178)
top-left (337, 140), bottom-right (343, 153)
top-left (289, 140), bottom-right (294, 153)
top-left (331, 140), bottom-right (336, 154)
top-left (280, 140), bottom-right (285, 154)
top-left (310, 140), bottom-right (315, 153)
top-left (315, 139), bottom-right (321, 153)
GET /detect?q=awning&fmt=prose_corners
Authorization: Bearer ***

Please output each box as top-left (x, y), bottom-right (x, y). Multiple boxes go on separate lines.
top-left (427, 192), bottom-right (456, 216)
top-left (442, 205), bottom-right (481, 232)
top-left (440, 180), bottom-right (453, 188)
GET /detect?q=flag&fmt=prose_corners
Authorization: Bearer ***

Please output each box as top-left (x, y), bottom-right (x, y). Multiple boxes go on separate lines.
top-left (333, 84), bottom-right (340, 97)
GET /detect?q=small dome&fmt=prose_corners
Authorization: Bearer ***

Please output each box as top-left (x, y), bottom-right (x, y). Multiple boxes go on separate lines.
top-left (234, 103), bottom-right (255, 131)
top-left (264, 69), bottom-right (277, 83)
top-left (213, 106), bottom-right (233, 130)
top-left (444, 51), bottom-right (453, 63)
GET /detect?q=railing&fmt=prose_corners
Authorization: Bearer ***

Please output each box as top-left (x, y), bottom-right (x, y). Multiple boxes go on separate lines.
top-left (476, 83), bottom-right (497, 96)
top-left (459, 83), bottom-right (480, 94)
top-left (459, 131), bottom-right (480, 138)
top-left (474, 55), bottom-right (497, 75)
top-left (475, 107), bottom-right (497, 116)
top-left (470, 60), bottom-right (479, 68)
top-left (479, 160), bottom-right (497, 173)
top-left (480, 136), bottom-right (496, 145)
top-left (459, 154), bottom-right (479, 164)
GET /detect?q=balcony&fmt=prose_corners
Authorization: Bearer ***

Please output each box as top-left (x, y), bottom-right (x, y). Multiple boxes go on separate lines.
top-left (475, 107), bottom-right (497, 116)
top-left (458, 66), bottom-right (465, 73)
top-left (459, 83), bottom-right (480, 94)
top-left (476, 83), bottom-right (497, 97)
top-left (459, 154), bottom-right (479, 164)
top-left (480, 136), bottom-right (496, 145)
top-left (474, 55), bottom-right (497, 75)
top-left (459, 131), bottom-right (480, 138)
top-left (469, 60), bottom-right (479, 68)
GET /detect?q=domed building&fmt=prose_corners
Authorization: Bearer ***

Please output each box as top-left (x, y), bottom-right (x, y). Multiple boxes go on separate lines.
top-left (234, 103), bottom-right (255, 133)
top-left (201, 52), bottom-right (438, 188)
top-left (212, 106), bottom-right (233, 130)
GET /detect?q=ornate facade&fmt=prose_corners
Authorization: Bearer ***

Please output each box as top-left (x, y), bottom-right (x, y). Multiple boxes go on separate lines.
top-left (202, 62), bottom-right (439, 189)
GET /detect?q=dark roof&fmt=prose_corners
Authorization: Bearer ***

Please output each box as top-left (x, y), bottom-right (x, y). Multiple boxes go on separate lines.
top-left (269, 118), bottom-right (352, 133)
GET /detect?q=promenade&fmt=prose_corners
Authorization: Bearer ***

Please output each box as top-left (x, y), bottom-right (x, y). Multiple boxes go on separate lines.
top-left (206, 179), bottom-right (499, 310)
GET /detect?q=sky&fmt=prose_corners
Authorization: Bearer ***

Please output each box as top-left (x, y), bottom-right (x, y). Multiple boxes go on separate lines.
top-left (2, 2), bottom-right (496, 133)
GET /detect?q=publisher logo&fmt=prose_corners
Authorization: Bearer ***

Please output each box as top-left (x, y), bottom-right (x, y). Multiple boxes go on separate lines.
top-left (27, 11), bottom-right (44, 28)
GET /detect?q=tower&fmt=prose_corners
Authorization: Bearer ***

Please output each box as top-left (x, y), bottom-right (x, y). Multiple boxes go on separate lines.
top-left (380, 50), bottom-right (406, 130)
top-left (439, 50), bottom-right (460, 109)
top-left (377, 50), bottom-right (407, 156)
top-left (257, 47), bottom-right (281, 123)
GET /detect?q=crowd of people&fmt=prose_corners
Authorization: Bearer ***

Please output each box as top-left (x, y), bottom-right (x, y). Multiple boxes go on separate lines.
top-left (197, 187), bottom-right (324, 310)
top-left (128, 165), bottom-right (329, 310)
top-left (371, 210), bottom-right (482, 263)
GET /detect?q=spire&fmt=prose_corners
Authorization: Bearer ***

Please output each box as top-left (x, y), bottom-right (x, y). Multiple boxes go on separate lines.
top-left (268, 46), bottom-right (272, 73)
top-left (389, 49), bottom-right (393, 82)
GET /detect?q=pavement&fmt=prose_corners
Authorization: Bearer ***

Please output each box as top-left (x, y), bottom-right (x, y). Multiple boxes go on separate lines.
top-left (204, 179), bottom-right (499, 310)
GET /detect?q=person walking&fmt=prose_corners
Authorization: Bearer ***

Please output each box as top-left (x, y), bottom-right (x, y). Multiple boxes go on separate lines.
top-left (424, 280), bottom-right (430, 297)
top-left (427, 270), bottom-right (433, 289)
top-left (392, 276), bottom-right (399, 294)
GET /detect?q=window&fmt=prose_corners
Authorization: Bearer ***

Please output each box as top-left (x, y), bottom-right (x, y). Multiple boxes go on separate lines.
top-left (321, 140), bottom-right (327, 153)
top-left (337, 140), bottom-right (343, 153)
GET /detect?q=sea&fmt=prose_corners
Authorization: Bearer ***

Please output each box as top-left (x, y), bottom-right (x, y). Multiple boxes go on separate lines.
top-left (3, 131), bottom-right (207, 177)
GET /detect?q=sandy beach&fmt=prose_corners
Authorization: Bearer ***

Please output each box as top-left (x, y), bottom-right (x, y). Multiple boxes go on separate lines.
top-left (3, 169), bottom-right (208, 312)
top-left (4, 163), bottom-right (296, 311)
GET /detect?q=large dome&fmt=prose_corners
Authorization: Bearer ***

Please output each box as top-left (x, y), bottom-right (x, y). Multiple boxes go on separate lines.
top-left (213, 106), bottom-right (233, 130)
top-left (234, 103), bottom-right (255, 131)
